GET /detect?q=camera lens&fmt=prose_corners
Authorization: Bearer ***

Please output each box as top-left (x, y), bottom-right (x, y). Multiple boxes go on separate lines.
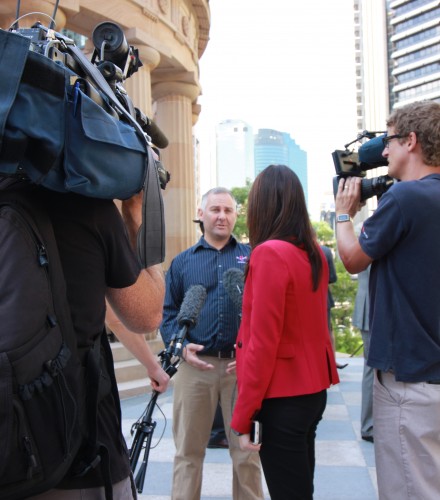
top-left (360, 175), bottom-right (395, 201)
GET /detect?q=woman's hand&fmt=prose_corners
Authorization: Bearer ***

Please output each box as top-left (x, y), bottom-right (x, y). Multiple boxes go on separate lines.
top-left (238, 433), bottom-right (261, 452)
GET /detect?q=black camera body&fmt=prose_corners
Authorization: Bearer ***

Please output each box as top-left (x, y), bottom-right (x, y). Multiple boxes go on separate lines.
top-left (332, 133), bottom-right (395, 202)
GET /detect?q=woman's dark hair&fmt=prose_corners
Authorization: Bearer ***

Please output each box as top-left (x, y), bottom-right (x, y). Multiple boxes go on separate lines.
top-left (247, 164), bottom-right (322, 290)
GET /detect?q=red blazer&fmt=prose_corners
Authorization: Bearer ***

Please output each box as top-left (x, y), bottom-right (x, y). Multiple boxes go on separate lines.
top-left (231, 240), bottom-right (339, 434)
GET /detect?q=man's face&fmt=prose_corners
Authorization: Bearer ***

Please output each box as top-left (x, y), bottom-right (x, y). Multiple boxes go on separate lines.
top-left (383, 127), bottom-right (408, 180)
top-left (198, 193), bottom-right (237, 244)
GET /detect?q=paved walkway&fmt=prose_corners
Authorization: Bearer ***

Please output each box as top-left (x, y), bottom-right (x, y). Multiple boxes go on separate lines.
top-left (121, 356), bottom-right (378, 500)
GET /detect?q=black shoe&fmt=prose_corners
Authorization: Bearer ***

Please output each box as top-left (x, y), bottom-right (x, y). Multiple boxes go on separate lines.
top-left (207, 438), bottom-right (229, 449)
top-left (362, 435), bottom-right (374, 443)
top-left (337, 363), bottom-right (348, 369)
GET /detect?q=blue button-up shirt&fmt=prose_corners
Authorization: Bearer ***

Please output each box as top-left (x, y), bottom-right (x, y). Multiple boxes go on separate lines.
top-left (160, 236), bottom-right (250, 352)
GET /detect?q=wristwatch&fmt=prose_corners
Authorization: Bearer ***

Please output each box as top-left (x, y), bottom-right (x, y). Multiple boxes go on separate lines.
top-left (336, 214), bottom-right (351, 223)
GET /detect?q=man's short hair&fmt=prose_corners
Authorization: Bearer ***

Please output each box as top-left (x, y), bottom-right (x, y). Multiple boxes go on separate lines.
top-left (387, 100), bottom-right (440, 166)
top-left (200, 187), bottom-right (237, 211)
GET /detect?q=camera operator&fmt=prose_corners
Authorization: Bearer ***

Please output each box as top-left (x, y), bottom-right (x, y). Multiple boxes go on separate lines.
top-left (335, 100), bottom-right (440, 500)
top-left (29, 188), bottom-right (168, 500)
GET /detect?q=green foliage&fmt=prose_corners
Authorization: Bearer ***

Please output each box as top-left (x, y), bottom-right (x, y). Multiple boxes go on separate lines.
top-left (312, 221), bottom-right (334, 247)
top-left (231, 180), bottom-right (252, 242)
top-left (312, 221), bottom-right (362, 354)
top-left (331, 260), bottom-right (362, 354)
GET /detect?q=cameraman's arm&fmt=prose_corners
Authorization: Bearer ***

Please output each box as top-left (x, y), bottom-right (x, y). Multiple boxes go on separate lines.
top-left (105, 302), bottom-right (169, 392)
top-left (335, 177), bottom-right (372, 274)
top-left (107, 189), bottom-right (165, 332)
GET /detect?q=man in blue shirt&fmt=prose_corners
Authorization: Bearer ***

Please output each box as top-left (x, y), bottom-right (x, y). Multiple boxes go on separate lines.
top-left (161, 187), bottom-right (263, 500)
top-left (335, 100), bottom-right (440, 500)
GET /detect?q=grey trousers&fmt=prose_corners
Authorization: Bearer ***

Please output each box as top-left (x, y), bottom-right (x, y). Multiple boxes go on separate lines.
top-left (360, 330), bottom-right (373, 438)
top-left (374, 370), bottom-right (440, 500)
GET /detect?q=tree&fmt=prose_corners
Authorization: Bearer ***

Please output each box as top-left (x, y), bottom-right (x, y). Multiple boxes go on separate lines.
top-left (312, 221), bottom-right (362, 354)
top-left (331, 260), bottom-right (362, 354)
top-left (312, 220), bottom-right (334, 246)
top-left (231, 179), bottom-right (252, 242)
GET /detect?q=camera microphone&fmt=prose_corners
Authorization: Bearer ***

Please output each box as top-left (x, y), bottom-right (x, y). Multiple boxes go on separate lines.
top-left (135, 108), bottom-right (169, 149)
top-left (223, 268), bottom-right (244, 313)
top-left (172, 285), bottom-right (207, 357)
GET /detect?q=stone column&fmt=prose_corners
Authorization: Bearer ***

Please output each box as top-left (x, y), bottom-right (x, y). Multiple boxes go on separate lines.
top-left (152, 80), bottom-right (200, 268)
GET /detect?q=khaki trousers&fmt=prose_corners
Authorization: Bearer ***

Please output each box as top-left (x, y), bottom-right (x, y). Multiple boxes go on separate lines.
top-left (374, 370), bottom-right (440, 500)
top-left (171, 357), bottom-right (264, 500)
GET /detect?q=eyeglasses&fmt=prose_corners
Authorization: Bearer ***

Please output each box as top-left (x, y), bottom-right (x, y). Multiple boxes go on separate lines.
top-left (382, 134), bottom-right (406, 148)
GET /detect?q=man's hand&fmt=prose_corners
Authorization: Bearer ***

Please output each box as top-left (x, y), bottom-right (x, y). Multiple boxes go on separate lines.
top-left (226, 360), bottom-right (236, 374)
top-left (183, 343), bottom-right (215, 371)
top-left (335, 176), bottom-right (364, 218)
top-left (148, 362), bottom-right (170, 393)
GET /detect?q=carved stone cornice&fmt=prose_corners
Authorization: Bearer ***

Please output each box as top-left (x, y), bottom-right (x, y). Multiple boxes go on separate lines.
top-left (152, 80), bottom-right (200, 102)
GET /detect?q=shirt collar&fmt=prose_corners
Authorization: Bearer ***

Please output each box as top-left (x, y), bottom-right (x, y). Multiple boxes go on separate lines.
top-left (192, 235), bottom-right (238, 253)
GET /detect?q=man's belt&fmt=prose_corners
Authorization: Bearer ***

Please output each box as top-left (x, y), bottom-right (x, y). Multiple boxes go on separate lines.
top-left (201, 350), bottom-right (236, 359)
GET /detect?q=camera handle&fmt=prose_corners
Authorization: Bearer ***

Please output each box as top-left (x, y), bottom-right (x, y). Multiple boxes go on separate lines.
top-left (128, 347), bottom-right (183, 493)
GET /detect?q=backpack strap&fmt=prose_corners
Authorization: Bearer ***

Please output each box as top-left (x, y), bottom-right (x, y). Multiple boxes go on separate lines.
top-left (71, 331), bottom-right (113, 500)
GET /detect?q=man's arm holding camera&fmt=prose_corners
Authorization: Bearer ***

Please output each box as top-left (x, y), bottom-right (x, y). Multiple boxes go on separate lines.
top-left (335, 177), bottom-right (372, 274)
top-left (107, 190), bottom-right (165, 333)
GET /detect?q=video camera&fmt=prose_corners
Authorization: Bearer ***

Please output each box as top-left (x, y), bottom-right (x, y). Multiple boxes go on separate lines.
top-left (332, 131), bottom-right (395, 202)
top-left (10, 8), bottom-right (170, 189)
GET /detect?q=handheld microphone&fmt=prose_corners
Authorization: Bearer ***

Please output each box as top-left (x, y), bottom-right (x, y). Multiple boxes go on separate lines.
top-left (223, 268), bottom-right (244, 313)
top-left (172, 285), bottom-right (207, 357)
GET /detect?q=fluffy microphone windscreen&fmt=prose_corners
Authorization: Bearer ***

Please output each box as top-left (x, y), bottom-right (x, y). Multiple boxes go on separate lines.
top-left (176, 285), bottom-right (207, 327)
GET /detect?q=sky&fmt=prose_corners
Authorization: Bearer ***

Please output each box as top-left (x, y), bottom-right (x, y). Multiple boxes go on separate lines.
top-left (194, 0), bottom-right (359, 220)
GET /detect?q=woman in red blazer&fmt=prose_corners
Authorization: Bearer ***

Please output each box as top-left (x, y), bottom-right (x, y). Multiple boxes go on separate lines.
top-left (231, 165), bottom-right (339, 499)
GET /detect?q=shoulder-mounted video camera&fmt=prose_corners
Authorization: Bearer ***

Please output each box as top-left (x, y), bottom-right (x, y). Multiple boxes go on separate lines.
top-left (8, 4), bottom-right (170, 190)
top-left (332, 131), bottom-right (395, 202)
top-left (0, 2), bottom-right (171, 267)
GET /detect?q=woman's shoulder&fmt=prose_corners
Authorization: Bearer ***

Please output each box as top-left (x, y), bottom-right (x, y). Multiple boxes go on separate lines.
top-left (255, 239), bottom-right (297, 253)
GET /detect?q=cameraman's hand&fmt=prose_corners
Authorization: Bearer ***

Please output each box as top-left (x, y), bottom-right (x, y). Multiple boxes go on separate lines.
top-left (335, 177), bottom-right (364, 217)
top-left (183, 343), bottom-right (215, 371)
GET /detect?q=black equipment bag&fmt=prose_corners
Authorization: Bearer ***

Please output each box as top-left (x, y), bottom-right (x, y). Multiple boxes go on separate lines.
top-left (0, 184), bottom-right (110, 499)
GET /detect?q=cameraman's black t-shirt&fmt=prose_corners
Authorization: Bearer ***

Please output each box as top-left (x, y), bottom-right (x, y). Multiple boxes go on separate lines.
top-left (38, 189), bottom-right (141, 488)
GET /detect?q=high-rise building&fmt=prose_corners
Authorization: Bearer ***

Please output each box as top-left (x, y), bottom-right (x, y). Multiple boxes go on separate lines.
top-left (216, 120), bottom-right (254, 189)
top-left (388, 0), bottom-right (440, 108)
top-left (254, 129), bottom-right (308, 205)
